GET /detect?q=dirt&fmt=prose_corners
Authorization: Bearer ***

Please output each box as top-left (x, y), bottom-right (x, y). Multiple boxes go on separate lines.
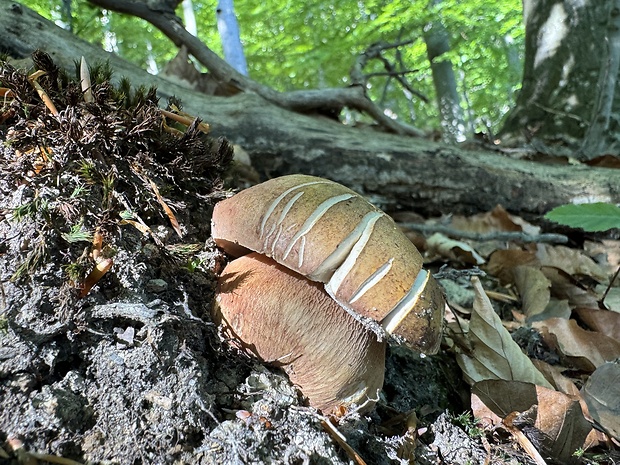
top-left (0, 54), bottom-right (519, 465)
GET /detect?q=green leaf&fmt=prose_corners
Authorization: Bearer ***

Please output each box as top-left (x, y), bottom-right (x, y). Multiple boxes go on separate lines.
top-left (545, 203), bottom-right (620, 232)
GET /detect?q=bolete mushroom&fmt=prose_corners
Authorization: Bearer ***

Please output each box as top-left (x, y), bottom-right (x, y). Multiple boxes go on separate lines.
top-left (214, 252), bottom-right (386, 414)
top-left (211, 174), bottom-right (445, 413)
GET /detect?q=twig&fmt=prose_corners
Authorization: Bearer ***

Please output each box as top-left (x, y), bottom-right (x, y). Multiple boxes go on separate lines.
top-left (352, 39), bottom-right (429, 104)
top-left (602, 265), bottom-right (620, 305)
top-left (399, 222), bottom-right (569, 244)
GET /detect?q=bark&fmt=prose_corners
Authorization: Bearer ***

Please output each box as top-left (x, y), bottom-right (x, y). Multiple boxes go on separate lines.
top-left (580, 0), bottom-right (620, 157)
top-left (1, 2), bottom-right (619, 217)
top-left (85, 0), bottom-right (424, 137)
top-left (181, 0), bottom-right (197, 36)
top-left (424, 0), bottom-right (466, 144)
top-left (500, 0), bottom-right (617, 158)
top-left (216, 0), bottom-right (248, 76)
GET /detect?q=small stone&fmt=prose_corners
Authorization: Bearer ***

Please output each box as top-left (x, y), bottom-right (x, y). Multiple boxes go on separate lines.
top-left (146, 279), bottom-right (168, 293)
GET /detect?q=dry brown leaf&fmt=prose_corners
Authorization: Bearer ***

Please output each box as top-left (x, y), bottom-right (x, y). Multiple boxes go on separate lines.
top-left (533, 318), bottom-right (620, 371)
top-left (149, 179), bottom-right (183, 238)
top-left (576, 307), bottom-right (620, 341)
top-left (584, 239), bottom-right (620, 270)
top-left (541, 267), bottom-right (600, 309)
top-left (80, 258), bottom-right (113, 298)
top-left (530, 359), bottom-right (581, 397)
top-left (473, 380), bottom-right (593, 463)
top-left (426, 232), bottom-right (485, 265)
top-left (512, 266), bottom-right (551, 322)
top-left (539, 299), bottom-right (572, 321)
top-left (456, 277), bottom-right (553, 388)
top-left (486, 249), bottom-right (539, 285)
top-left (582, 362), bottom-right (620, 441)
top-left (450, 205), bottom-right (536, 234)
top-left (471, 392), bottom-right (503, 428)
top-left (119, 219), bottom-right (152, 236)
top-left (536, 244), bottom-right (609, 282)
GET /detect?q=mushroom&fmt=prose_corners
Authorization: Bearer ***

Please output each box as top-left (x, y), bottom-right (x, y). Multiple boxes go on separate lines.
top-left (211, 174), bottom-right (445, 413)
top-left (214, 252), bottom-right (386, 414)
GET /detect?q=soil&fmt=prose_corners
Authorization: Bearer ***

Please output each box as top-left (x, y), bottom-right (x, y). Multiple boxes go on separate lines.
top-left (0, 54), bottom-right (528, 465)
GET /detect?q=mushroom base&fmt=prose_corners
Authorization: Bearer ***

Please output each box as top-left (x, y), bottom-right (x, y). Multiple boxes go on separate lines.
top-left (213, 253), bottom-right (386, 415)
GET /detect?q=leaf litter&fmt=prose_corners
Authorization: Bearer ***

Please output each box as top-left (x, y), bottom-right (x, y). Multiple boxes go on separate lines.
top-left (402, 202), bottom-right (620, 464)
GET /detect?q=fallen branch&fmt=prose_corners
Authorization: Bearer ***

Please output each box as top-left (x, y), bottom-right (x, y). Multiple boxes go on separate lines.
top-left (400, 223), bottom-right (569, 244)
top-left (87, 0), bottom-right (424, 136)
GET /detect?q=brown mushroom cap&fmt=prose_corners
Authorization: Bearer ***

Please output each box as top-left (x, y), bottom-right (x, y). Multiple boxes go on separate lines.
top-left (213, 252), bottom-right (386, 414)
top-left (212, 174), bottom-right (444, 353)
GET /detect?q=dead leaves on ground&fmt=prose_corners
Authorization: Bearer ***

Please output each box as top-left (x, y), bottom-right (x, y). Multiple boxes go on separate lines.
top-left (455, 277), bottom-right (554, 389)
top-left (401, 205), bottom-right (620, 463)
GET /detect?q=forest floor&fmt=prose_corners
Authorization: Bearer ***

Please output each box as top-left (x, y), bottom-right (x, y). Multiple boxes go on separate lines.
top-left (0, 55), bottom-right (619, 465)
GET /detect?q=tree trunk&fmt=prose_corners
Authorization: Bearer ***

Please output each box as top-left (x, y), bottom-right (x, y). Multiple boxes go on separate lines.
top-left (216, 0), bottom-right (248, 75)
top-left (500, 0), bottom-right (616, 158)
top-left (182, 0), bottom-right (197, 36)
top-left (1, 2), bottom-right (619, 218)
top-left (580, 0), bottom-right (620, 157)
top-left (424, 0), bottom-right (466, 144)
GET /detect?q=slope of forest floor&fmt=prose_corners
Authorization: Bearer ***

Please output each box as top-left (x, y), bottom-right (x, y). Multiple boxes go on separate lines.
top-left (1, 55), bottom-right (619, 465)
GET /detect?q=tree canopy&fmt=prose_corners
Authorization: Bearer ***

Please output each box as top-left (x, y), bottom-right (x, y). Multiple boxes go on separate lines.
top-left (23, 0), bottom-right (524, 135)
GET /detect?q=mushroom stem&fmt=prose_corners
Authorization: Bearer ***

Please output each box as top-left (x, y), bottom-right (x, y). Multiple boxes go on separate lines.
top-left (213, 253), bottom-right (386, 414)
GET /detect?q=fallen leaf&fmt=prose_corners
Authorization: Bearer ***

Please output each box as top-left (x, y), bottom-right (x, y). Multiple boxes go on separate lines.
top-left (536, 244), bottom-right (609, 282)
top-left (471, 392), bottom-right (503, 428)
top-left (541, 267), bottom-right (600, 309)
top-left (456, 277), bottom-right (553, 388)
top-left (512, 266), bottom-right (551, 322)
top-left (473, 380), bottom-right (592, 463)
top-left (582, 362), bottom-right (620, 441)
top-left (486, 249), bottom-right (539, 285)
top-left (540, 299), bottom-right (572, 321)
top-left (426, 232), bottom-right (485, 265)
top-left (80, 258), bottom-right (113, 298)
top-left (450, 205), bottom-right (536, 234)
top-left (575, 307), bottom-right (620, 341)
top-left (533, 318), bottom-right (620, 371)
top-left (530, 359), bottom-right (580, 397)
top-left (149, 179), bottom-right (183, 238)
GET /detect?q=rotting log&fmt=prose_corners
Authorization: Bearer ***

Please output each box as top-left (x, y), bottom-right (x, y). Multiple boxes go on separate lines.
top-left (1, 2), bottom-right (618, 217)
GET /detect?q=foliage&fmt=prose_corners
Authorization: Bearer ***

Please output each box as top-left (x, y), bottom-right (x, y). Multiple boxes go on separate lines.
top-left (545, 203), bottom-right (620, 232)
top-left (22, 0), bottom-right (524, 135)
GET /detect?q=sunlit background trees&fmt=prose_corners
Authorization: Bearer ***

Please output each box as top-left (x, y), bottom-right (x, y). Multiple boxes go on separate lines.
top-left (24, 0), bottom-right (524, 137)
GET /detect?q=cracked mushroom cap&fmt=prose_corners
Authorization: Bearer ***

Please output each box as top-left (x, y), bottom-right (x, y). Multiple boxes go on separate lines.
top-left (212, 174), bottom-right (444, 353)
top-left (213, 252), bottom-right (386, 414)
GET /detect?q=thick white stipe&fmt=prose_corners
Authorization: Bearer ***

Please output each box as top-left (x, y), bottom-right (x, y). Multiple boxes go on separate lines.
top-left (281, 194), bottom-right (355, 261)
top-left (259, 181), bottom-right (328, 238)
top-left (349, 258), bottom-right (394, 304)
top-left (310, 211), bottom-right (383, 282)
top-left (380, 269), bottom-right (429, 335)
top-left (326, 212), bottom-right (381, 295)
